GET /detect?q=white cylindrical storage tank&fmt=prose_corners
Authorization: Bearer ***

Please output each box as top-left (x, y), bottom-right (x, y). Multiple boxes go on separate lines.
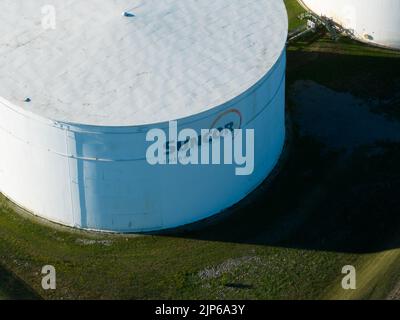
top-left (0, 0), bottom-right (288, 232)
top-left (299, 0), bottom-right (400, 49)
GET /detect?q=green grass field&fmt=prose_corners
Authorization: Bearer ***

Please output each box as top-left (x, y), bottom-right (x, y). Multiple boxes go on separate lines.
top-left (1, 1), bottom-right (400, 300)
top-left (284, 0), bottom-right (306, 30)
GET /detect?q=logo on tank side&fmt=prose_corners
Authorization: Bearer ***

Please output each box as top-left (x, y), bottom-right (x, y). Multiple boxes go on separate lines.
top-left (145, 110), bottom-right (255, 176)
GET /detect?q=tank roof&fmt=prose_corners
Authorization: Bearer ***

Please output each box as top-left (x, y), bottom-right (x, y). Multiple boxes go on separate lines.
top-left (0, 0), bottom-right (287, 126)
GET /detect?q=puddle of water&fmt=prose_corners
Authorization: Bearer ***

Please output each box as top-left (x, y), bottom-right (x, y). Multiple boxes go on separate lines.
top-left (291, 80), bottom-right (400, 152)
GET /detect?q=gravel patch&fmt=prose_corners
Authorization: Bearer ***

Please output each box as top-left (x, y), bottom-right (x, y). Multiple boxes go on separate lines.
top-left (198, 256), bottom-right (262, 281)
top-left (76, 239), bottom-right (113, 246)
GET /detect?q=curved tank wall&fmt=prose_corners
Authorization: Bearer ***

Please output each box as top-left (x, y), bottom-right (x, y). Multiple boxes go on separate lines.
top-left (0, 50), bottom-right (286, 233)
top-left (299, 0), bottom-right (400, 49)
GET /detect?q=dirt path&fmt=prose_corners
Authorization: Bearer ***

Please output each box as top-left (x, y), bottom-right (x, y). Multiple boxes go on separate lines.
top-left (387, 282), bottom-right (400, 300)
top-left (321, 249), bottom-right (400, 300)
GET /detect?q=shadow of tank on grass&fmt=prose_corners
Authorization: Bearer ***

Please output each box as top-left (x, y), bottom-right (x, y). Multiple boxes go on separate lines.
top-left (0, 264), bottom-right (40, 300)
top-left (161, 48), bottom-right (400, 255)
